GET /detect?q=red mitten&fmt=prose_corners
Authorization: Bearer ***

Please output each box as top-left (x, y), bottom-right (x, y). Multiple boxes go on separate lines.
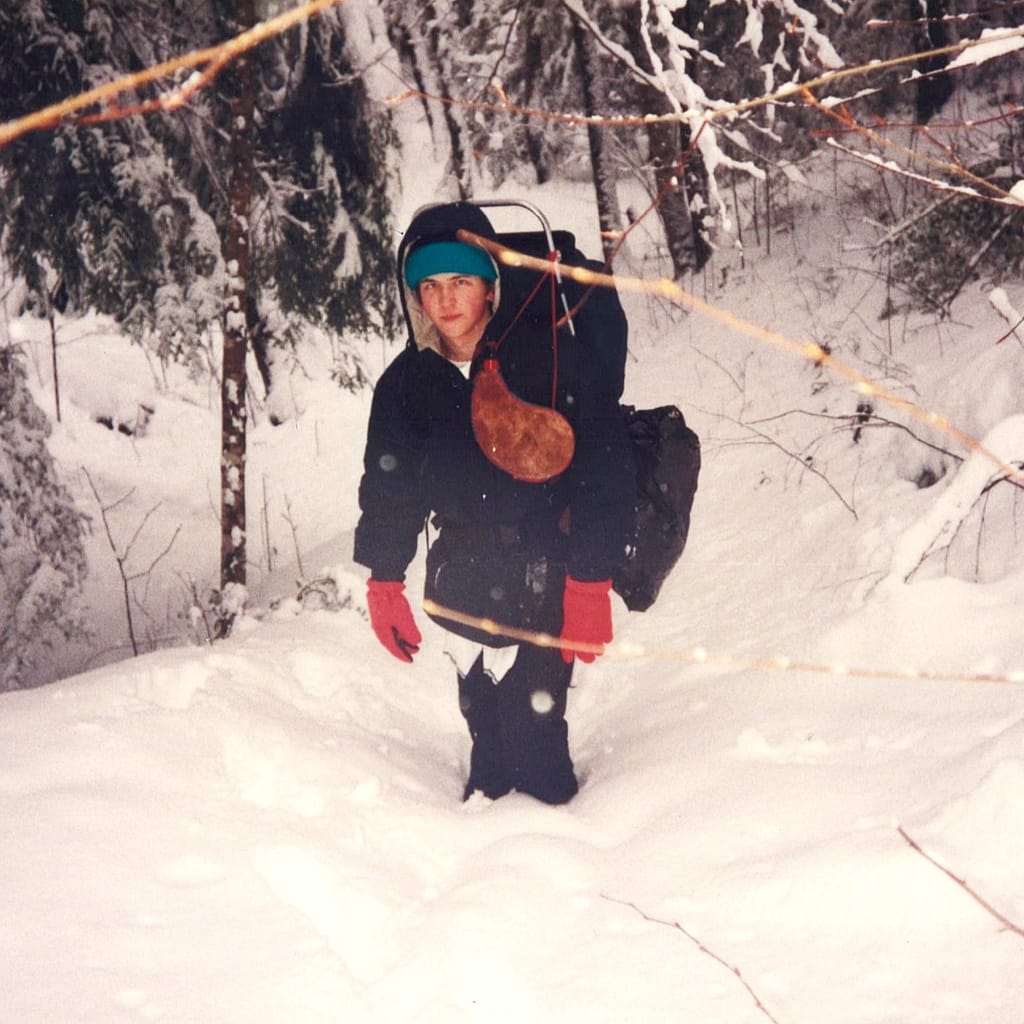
top-left (366, 579), bottom-right (422, 663)
top-left (560, 577), bottom-right (613, 664)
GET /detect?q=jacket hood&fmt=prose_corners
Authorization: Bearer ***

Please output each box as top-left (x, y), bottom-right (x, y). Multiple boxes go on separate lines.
top-left (397, 202), bottom-right (501, 355)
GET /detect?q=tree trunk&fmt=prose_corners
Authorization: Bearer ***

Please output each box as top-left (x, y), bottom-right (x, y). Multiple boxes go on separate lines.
top-left (394, 1), bottom-right (472, 198)
top-left (645, 108), bottom-right (712, 278)
top-left (218, 0), bottom-right (255, 635)
top-left (910, 0), bottom-right (954, 124)
top-left (519, 16), bottom-right (550, 185)
top-left (424, 7), bottom-right (471, 198)
top-left (619, 4), bottom-right (712, 279)
top-left (572, 17), bottom-right (623, 266)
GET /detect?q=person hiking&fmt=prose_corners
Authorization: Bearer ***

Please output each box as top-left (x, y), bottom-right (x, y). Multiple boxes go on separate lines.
top-left (353, 200), bottom-right (635, 805)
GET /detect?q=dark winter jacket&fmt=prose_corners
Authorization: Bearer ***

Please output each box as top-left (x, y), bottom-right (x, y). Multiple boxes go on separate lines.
top-left (353, 201), bottom-right (635, 589)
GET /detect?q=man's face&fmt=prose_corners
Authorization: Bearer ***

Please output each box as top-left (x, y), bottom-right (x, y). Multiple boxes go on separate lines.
top-left (418, 274), bottom-right (494, 357)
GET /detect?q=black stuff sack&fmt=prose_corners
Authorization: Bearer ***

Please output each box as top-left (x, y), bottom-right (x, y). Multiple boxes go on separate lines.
top-left (613, 405), bottom-right (701, 613)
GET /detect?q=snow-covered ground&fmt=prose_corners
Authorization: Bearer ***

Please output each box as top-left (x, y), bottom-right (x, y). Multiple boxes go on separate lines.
top-left (2, 154), bottom-right (1024, 1022)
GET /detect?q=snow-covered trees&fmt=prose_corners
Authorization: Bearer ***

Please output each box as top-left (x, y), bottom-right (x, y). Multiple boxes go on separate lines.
top-left (0, 0), bottom-right (397, 628)
top-left (0, 346), bottom-right (87, 690)
top-left (0, 1), bottom-right (397, 381)
top-left (0, 3), bottom-right (225, 371)
top-left (383, 0), bottom-right (846, 276)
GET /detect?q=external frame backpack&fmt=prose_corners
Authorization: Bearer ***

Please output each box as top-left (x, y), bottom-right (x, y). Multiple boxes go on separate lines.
top-left (449, 198), bottom-right (701, 613)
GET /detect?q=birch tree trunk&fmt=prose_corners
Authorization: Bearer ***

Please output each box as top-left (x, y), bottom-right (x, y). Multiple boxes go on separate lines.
top-left (218, 0), bottom-right (255, 635)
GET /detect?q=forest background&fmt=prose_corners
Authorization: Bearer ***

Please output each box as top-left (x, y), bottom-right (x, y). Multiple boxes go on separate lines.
top-left (0, 1), bottom-right (1022, 683)
top-left (2, 3), bottom-right (1024, 1022)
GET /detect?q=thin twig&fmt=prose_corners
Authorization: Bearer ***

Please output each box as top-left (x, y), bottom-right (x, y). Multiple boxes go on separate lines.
top-left (282, 496), bottom-right (305, 579)
top-left (897, 825), bottom-right (1024, 939)
top-left (995, 312), bottom-right (1024, 346)
top-left (83, 469), bottom-right (181, 658)
top-left (732, 417), bottom-right (858, 519)
top-left (806, 89), bottom-right (1019, 206)
top-left (601, 895), bottom-right (783, 1024)
top-left (748, 408), bottom-right (965, 468)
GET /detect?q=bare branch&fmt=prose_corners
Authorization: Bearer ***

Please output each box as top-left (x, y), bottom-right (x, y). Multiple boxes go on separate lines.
top-left (600, 895), bottom-right (783, 1024)
top-left (0, 0), bottom-right (347, 148)
top-left (732, 416), bottom-right (858, 519)
top-left (897, 825), bottom-right (1024, 940)
top-left (82, 469), bottom-right (181, 657)
top-left (806, 91), bottom-right (1019, 207)
top-left (126, 524), bottom-right (182, 584)
top-left (748, 408), bottom-right (965, 467)
top-left (281, 496), bottom-right (305, 580)
top-left (995, 313), bottom-right (1024, 347)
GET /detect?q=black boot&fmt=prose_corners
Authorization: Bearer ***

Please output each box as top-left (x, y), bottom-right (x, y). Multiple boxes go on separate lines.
top-left (458, 654), bottom-right (512, 801)
top-left (496, 645), bottom-right (578, 805)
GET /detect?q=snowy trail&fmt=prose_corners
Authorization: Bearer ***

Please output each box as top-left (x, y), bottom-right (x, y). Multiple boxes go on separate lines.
top-left (5, 174), bottom-right (1024, 1022)
top-left (5, 549), bottom-right (1022, 1023)
top-left (6, 371), bottom-right (1024, 1023)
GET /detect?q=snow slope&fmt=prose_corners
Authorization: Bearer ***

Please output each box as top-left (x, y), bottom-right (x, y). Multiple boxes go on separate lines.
top-left (3, 164), bottom-right (1024, 1022)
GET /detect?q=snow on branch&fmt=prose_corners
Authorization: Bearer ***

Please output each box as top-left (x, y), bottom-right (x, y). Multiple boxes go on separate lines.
top-left (808, 91), bottom-right (1024, 208)
top-left (386, 23), bottom-right (1024, 208)
top-left (388, 26), bottom-right (1024, 134)
top-left (945, 26), bottom-right (1024, 70)
top-left (827, 138), bottom-right (1024, 208)
top-left (883, 416), bottom-right (1024, 586)
top-left (867, 2), bottom-right (1024, 30)
top-left (558, 0), bottom-right (667, 96)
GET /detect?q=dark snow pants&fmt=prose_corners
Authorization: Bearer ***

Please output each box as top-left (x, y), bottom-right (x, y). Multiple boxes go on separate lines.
top-left (458, 648), bottom-right (577, 805)
top-left (425, 519), bottom-right (578, 804)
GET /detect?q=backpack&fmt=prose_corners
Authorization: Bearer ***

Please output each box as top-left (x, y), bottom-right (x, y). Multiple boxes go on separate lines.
top-left (613, 404), bottom-right (701, 611)
top-left (479, 200), bottom-right (702, 612)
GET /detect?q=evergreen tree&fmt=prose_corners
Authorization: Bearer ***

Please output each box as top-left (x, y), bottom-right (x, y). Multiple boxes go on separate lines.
top-left (0, 346), bottom-right (88, 690)
top-left (0, 0), bottom-right (398, 386)
top-left (0, 0), bottom-right (397, 625)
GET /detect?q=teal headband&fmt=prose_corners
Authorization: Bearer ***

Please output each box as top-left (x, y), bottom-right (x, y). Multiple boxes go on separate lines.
top-left (405, 241), bottom-right (497, 290)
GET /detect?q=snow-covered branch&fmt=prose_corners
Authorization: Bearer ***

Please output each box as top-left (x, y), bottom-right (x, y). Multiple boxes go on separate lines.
top-left (883, 416), bottom-right (1024, 586)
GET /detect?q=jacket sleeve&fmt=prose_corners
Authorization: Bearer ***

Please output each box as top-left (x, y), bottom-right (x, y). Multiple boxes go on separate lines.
top-left (563, 273), bottom-right (636, 582)
top-left (353, 354), bottom-right (430, 580)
